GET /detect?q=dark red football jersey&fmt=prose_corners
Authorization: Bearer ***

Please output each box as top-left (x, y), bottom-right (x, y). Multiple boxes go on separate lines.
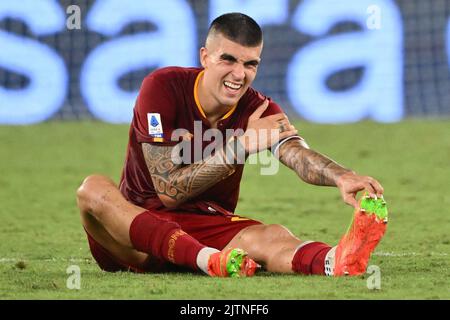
top-left (119, 66), bottom-right (284, 214)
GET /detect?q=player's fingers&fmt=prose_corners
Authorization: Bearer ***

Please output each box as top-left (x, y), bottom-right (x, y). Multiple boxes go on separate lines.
top-left (363, 181), bottom-right (377, 199)
top-left (277, 119), bottom-right (292, 128)
top-left (286, 124), bottom-right (296, 132)
top-left (368, 178), bottom-right (384, 197)
top-left (249, 100), bottom-right (269, 121)
top-left (264, 113), bottom-right (288, 122)
top-left (277, 115), bottom-right (292, 124)
top-left (343, 193), bottom-right (359, 209)
top-left (275, 122), bottom-right (296, 134)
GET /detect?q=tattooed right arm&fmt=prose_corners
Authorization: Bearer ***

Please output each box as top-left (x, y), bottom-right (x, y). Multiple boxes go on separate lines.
top-left (142, 140), bottom-right (239, 209)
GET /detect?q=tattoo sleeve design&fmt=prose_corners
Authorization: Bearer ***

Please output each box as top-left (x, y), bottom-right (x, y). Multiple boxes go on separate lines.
top-left (142, 141), bottom-right (239, 206)
top-left (278, 139), bottom-right (352, 186)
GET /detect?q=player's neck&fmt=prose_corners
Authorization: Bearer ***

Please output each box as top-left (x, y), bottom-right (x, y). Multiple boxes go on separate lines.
top-left (197, 76), bottom-right (233, 125)
top-left (203, 104), bottom-right (232, 126)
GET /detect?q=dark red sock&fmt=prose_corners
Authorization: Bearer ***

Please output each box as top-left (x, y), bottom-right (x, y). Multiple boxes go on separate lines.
top-left (129, 211), bottom-right (205, 271)
top-left (291, 242), bottom-right (332, 275)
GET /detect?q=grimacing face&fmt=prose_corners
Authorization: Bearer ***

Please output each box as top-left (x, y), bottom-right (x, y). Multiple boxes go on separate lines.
top-left (200, 33), bottom-right (263, 109)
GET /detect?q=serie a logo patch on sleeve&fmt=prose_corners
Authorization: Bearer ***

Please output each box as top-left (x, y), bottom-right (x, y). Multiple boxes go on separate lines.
top-left (147, 113), bottom-right (163, 138)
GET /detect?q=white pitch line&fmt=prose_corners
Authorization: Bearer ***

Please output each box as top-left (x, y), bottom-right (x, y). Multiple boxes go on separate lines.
top-left (373, 251), bottom-right (448, 257)
top-left (0, 258), bottom-right (91, 263)
top-left (0, 252), bottom-right (448, 263)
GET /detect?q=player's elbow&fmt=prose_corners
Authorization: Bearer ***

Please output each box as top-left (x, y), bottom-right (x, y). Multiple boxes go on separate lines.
top-left (158, 194), bottom-right (180, 210)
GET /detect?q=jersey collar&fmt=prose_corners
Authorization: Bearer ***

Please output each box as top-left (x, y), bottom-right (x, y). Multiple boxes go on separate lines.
top-left (194, 70), bottom-right (238, 121)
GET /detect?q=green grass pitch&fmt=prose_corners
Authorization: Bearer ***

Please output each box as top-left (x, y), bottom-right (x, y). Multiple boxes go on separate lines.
top-left (0, 120), bottom-right (449, 299)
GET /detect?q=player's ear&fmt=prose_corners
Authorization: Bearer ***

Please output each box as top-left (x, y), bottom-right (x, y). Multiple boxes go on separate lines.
top-left (200, 47), bottom-right (208, 68)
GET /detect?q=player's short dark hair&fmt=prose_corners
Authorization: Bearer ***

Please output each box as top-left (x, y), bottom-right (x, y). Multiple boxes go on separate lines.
top-left (208, 13), bottom-right (263, 47)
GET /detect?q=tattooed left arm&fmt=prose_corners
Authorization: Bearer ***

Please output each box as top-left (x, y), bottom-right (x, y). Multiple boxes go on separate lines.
top-left (277, 138), bottom-right (384, 208)
top-left (277, 138), bottom-right (352, 187)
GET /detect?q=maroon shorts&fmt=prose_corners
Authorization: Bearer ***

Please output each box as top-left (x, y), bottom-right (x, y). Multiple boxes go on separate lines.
top-left (85, 210), bottom-right (262, 273)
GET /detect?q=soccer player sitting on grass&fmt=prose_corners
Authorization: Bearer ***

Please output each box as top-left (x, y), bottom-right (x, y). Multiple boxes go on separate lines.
top-left (76, 12), bottom-right (388, 278)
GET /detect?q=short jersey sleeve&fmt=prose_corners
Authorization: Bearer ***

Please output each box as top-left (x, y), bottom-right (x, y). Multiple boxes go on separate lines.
top-left (132, 72), bottom-right (179, 146)
top-left (244, 88), bottom-right (284, 117)
top-left (262, 99), bottom-right (283, 117)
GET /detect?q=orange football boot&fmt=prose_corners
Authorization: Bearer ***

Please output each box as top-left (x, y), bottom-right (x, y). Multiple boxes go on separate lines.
top-left (332, 193), bottom-right (388, 276)
top-left (207, 248), bottom-right (258, 277)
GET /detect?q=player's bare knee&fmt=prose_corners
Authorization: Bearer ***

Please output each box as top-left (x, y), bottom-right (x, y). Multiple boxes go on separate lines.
top-left (82, 174), bottom-right (114, 189)
top-left (76, 175), bottom-right (109, 212)
top-left (262, 224), bottom-right (293, 242)
top-left (237, 224), bottom-right (292, 245)
top-left (232, 225), bottom-right (264, 249)
top-left (76, 180), bottom-right (89, 212)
